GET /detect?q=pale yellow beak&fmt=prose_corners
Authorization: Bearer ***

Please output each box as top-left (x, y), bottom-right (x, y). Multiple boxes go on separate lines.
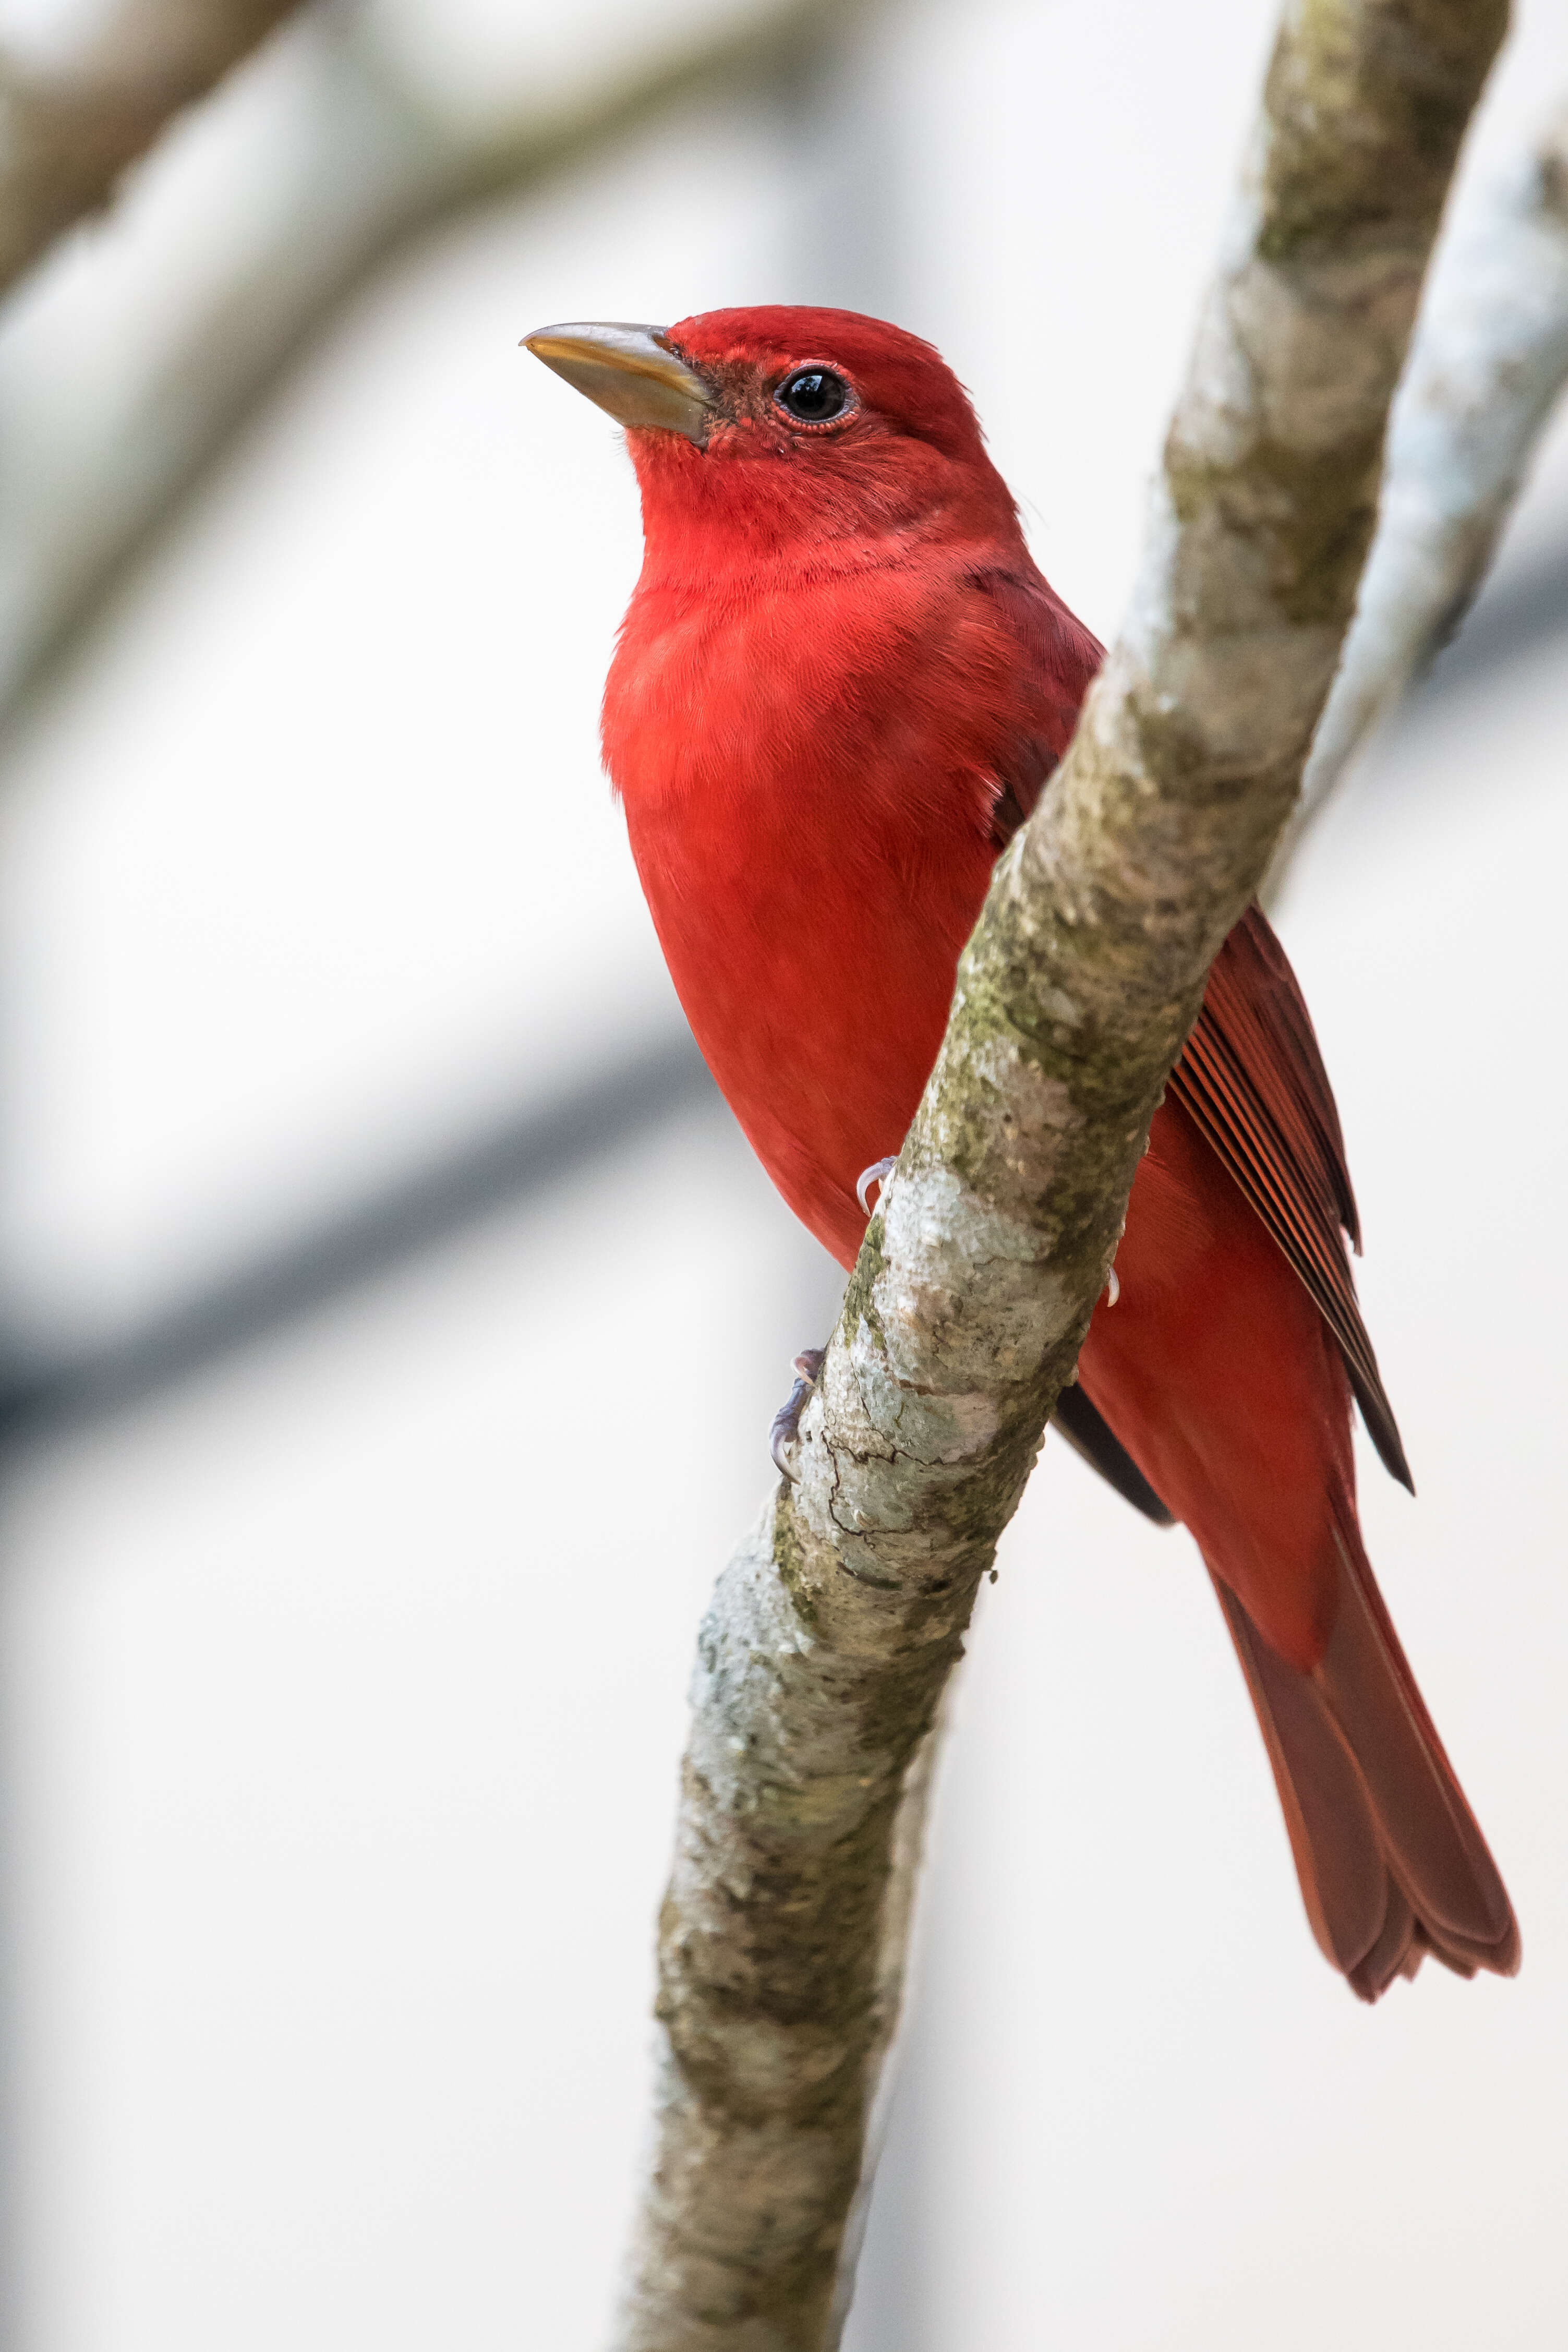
top-left (522, 320), bottom-right (714, 442)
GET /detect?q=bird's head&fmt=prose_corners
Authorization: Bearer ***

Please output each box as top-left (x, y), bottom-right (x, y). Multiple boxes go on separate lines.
top-left (522, 305), bottom-right (1020, 569)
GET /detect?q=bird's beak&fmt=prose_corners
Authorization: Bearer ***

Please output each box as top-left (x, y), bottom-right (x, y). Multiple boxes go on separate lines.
top-left (521, 321), bottom-right (715, 443)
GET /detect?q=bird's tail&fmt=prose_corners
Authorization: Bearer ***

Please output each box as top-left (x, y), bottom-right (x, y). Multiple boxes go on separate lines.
top-left (1211, 1525), bottom-right (1520, 2001)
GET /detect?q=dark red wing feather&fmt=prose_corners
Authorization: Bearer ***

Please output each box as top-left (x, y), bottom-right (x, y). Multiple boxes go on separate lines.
top-left (1167, 906), bottom-right (1412, 1491)
top-left (988, 599), bottom-right (1409, 1496)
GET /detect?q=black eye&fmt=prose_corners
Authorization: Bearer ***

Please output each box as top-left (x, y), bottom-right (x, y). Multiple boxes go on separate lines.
top-left (775, 366), bottom-right (851, 424)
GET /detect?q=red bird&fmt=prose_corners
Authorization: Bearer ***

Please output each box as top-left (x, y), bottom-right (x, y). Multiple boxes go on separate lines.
top-left (525, 306), bottom-right (1519, 2001)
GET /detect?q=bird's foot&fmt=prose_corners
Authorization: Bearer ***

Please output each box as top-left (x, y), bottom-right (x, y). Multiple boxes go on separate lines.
top-left (770, 1347), bottom-right (826, 1481)
top-left (857, 1156), bottom-right (898, 1215)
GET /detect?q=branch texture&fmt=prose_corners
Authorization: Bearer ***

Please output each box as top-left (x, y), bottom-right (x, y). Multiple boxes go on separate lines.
top-left (617, 4), bottom-right (1507, 2346)
top-left (1270, 90), bottom-right (1568, 888)
top-left (0, 0), bottom-right (309, 297)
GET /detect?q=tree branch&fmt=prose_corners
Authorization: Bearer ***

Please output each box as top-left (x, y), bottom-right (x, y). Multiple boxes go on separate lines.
top-left (1267, 89), bottom-right (1568, 893)
top-left (616, 4), bottom-right (1507, 2345)
top-left (0, 0), bottom-right (878, 731)
top-left (0, 0), bottom-right (312, 298)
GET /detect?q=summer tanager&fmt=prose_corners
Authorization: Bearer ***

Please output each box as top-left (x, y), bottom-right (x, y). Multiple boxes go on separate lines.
top-left (525, 306), bottom-right (1518, 2001)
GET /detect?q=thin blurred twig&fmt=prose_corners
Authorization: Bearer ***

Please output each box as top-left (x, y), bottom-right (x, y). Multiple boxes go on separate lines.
top-left (1266, 92), bottom-right (1568, 897)
top-left (616, 4), bottom-right (1505, 2345)
top-left (0, 0), bottom-right (877, 729)
top-left (0, 1027), bottom-right (712, 1437)
top-left (0, 0), bottom-right (311, 296)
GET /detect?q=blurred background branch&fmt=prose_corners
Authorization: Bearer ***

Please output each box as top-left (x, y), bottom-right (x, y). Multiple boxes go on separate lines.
top-left (0, 0), bottom-right (873, 730)
top-left (1270, 90), bottom-right (1568, 896)
top-left (0, 0), bottom-right (308, 297)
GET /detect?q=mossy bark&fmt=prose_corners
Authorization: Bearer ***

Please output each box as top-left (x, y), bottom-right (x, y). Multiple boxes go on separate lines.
top-left (616, 5), bottom-right (1506, 2346)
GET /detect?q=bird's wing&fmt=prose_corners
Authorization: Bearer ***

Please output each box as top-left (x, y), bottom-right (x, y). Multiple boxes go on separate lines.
top-left (1053, 1381), bottom-right (1175, 1524)
top-left (980, 576), bottom-right (1408, 1490)
top-left (964, 564), bottom-right (1100, 853)
top-left (1165, 906), bottom-right (1412, 1490)
top-left (987, 737), bottom-right (1057, 851)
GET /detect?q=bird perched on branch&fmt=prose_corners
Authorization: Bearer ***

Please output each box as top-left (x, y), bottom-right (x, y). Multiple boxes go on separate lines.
top-left (525, 305), bottom-right (1518, 2002)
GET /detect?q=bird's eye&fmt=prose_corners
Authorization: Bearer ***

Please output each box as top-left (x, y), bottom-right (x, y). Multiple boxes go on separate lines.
top-left (775, 366), bottom-right (852, 425)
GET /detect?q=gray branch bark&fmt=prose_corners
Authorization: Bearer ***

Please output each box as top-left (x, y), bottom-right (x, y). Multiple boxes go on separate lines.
top-left (1268, 89), bottom-right (1568, 892)
top-left (0, 0), bottom-right (311, 297)
top-left (615, 4), bottom-right (1507, 2345)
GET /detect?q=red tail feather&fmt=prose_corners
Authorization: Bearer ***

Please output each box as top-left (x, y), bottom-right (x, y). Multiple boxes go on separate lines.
top-left (1212, 1524), bottom-right (1518, 1996)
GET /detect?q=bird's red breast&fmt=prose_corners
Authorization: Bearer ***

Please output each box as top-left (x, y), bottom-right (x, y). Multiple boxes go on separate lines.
top-left (530, 303), bottom-right (1518, 2000)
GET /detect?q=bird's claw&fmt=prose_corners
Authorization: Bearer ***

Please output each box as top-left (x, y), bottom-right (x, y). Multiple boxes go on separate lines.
top-left (770, 1347), bottom-right (826, 1481)
top-left (857, 1156), bottom-right (898, 1215)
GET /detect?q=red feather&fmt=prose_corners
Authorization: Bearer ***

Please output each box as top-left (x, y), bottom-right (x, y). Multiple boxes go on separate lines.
top-left (594, 305), bottom-right (1518, 1998)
